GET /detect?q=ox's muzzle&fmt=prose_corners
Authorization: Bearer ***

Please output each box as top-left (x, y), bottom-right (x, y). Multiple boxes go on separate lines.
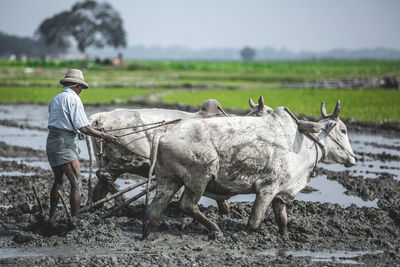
top-left (345, 155), bottom-right (357, 167)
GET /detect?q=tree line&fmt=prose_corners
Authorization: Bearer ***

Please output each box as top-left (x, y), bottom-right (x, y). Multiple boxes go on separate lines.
top-left (0, 32), bottom-right (64, 59)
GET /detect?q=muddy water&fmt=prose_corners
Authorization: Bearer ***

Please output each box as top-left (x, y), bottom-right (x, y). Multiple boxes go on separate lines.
top-left (1, 104), bottom-right (399, 266)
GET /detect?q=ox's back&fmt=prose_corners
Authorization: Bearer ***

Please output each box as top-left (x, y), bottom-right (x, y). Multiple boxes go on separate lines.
top-left (92, 108), bottom-right (194, 130)
top-left (160, 107), bottom-right (297, 162)
top-left (90, 108), bottom-right (195, 158)
top-left (138, 108), bottom-right (194, 122)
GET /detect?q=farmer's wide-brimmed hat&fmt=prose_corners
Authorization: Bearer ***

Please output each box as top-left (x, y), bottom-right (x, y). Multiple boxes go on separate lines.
top-left (60, 69), bottom-right (89, 89)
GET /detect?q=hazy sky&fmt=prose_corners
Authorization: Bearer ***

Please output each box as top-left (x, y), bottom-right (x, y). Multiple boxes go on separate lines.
top-left (0, 0), bottom-right (399, 52)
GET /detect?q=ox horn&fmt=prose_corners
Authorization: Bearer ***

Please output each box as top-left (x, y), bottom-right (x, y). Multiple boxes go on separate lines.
top-left (258, 96), bottom-right (264, 107)
top-left (331, 100), bottom-right (341, 119)
top-left (249, 98), bottom-right (256, 108)
top-left (321, 101), bottom-right (328, 118)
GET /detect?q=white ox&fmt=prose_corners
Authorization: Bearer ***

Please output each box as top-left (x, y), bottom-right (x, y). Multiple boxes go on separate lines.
top-left (145, 100), bottom-right (356, 236)
top-left (86, 99), bottom-right (227, 202)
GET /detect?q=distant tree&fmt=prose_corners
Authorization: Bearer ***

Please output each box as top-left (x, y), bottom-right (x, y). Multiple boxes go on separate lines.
top-left (240, 46), bottom-right (256, 61)
top-left (36, 0), bottom-right (126, 53)
top-left (0, 32), bottom-right (37, 58)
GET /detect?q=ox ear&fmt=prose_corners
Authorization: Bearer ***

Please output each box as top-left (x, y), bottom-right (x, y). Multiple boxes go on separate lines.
top-left (331, 100), bottom-right (341, 120)
top-left (249, 98), bottom-right (256, 109)
top-left (258, 96), bottom-right (264, 107)
top-left (321, 101), bottom-right (328, 118)
top-left (298, 121), bottom-right (321, 133)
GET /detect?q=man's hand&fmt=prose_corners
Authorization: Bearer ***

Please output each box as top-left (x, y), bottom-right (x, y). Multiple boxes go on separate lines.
top-left (101, 132), bottom-right (117, 143)
top-left (79, 125), bottom-right (117, 142)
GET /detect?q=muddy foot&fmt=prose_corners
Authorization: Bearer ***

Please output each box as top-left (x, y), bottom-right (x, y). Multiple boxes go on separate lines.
top-left (208, 230), bottom-right (224, 240)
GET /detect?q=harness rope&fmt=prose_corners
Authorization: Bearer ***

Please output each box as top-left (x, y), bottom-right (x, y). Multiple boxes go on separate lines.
top-left (115, 118), bottom-right (182, 138)
top-left (104, 120), bottom-right (167, 132)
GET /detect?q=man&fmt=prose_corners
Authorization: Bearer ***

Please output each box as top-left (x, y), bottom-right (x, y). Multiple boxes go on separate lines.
top-left (46, 69), bottom-right (116, 221)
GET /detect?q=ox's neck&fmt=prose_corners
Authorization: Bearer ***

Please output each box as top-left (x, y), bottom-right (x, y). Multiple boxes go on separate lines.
top-left (293, 131), bottom-right (323, 179)
top-left (275, 108), bottom-right (323, 176)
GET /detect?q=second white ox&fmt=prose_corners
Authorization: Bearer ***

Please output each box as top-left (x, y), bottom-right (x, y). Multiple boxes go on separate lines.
top-left (146, 100), bottom-right (356, 236)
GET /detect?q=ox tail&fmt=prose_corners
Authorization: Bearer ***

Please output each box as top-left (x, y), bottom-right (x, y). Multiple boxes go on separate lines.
top-left (142, 129), bottom-right (164, 239)
top-left (85, 113), bottom-right (101, 205)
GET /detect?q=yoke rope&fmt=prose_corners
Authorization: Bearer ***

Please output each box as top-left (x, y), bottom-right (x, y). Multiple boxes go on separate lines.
top-left (104, 120), bottom-right (166, 132)
top-left (115, 118), bottom-right (182, 138)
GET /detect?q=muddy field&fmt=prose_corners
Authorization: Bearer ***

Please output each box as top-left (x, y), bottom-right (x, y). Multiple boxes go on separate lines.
top-left (0, 104), bottom-right (400, 266)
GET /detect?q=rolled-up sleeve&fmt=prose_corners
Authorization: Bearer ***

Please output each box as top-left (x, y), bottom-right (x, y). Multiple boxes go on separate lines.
top-left (68, 95), bottom-right (89, 130)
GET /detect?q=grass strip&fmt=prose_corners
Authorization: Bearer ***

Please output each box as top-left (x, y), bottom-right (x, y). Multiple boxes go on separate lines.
top-left (162, 88), bottom-right (400, 122)
top-left (0, 86), bottom-right (161, 104)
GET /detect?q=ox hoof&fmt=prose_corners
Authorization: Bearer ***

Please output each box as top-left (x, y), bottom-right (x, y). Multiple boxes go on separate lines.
top-left (277, 231), bottom-right (290, 242)
top-left (143, 231), bottom-right (160, 241)
top-left (243, 226), bottom-right (257, 234)
top-left (208, 230), bottom-right (224, 240)
top-left (280, 234), bottom-right (290, 242)
top-left (279, 229), bottom-right (288, 236)
top-left (44, 216), bottom-right (57, 231)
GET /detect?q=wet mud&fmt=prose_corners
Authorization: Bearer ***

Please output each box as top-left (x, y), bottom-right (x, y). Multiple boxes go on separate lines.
top-left (1, 116), bottom-right (400, 266)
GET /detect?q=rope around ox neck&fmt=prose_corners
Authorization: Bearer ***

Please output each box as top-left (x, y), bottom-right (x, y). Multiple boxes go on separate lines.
top-left (283, 107), bottom-right (326, 156)
top-left (283, 107), bottom-right (324, 175)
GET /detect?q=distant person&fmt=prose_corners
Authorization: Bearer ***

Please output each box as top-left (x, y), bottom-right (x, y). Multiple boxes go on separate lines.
top-left (46, 69), bottom-right (116, 222)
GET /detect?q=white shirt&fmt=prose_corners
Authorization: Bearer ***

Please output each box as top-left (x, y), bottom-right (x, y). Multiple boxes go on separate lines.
top-left (48, 87), bottom-right (89, 132)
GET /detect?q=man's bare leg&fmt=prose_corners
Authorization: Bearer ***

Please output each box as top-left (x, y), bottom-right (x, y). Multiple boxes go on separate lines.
top-left (62, 160), bottom-right (82, 216)
top-left (49, 165), bottom-right (64, 221)
top-left (49, 160), bottom-right (82, 219)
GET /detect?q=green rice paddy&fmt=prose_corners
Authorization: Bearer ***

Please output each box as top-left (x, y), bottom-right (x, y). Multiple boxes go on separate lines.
top-left (161, 88), bottom-right (400, 122)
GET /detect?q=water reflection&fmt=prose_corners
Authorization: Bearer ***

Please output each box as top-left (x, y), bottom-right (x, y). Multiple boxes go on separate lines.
top-left (261, 248), bottom-right (383, 264)
top-left (295, 175), bottom-right (378, 207)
